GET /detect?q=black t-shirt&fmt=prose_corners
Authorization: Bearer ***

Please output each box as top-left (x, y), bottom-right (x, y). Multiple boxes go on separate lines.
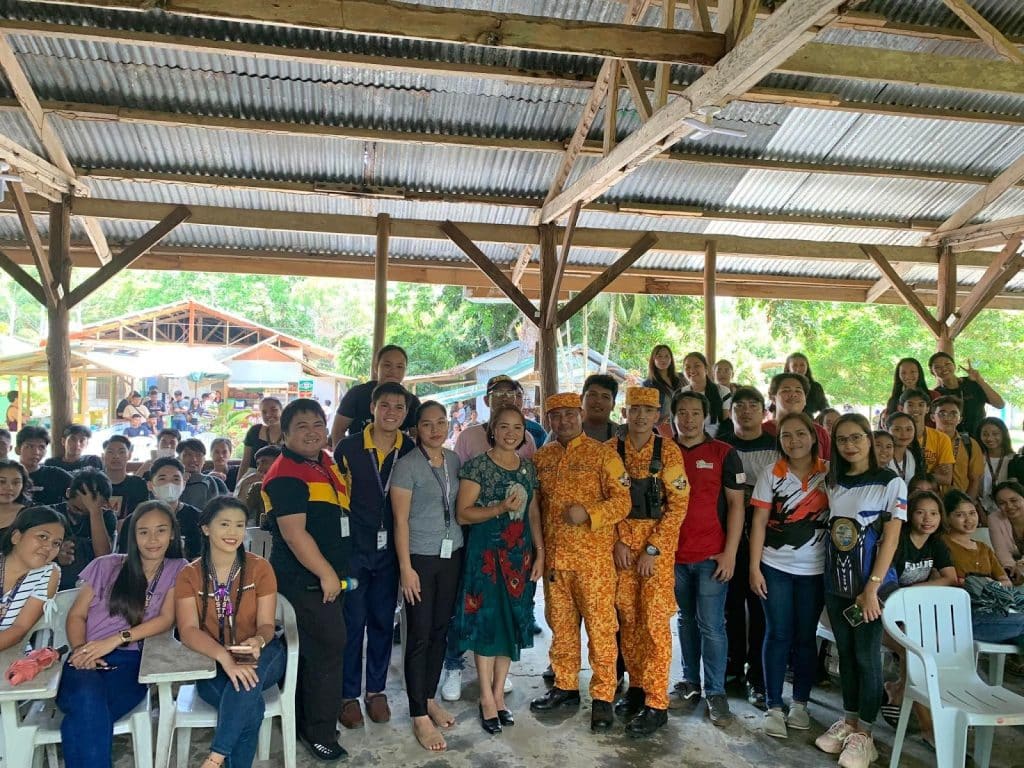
top-left (109, 475), bottom-right (150, 521)
top-left (242, 424), bottom-right (283, 472)
top-left (935, 378), bottom-right (989, 436)
top-left (336, 381), bottom-right (420, 438)
top-left (53, 502), bottom-right (118, 590)
top-left (894, 533), bottom-right (953, 586)
top-left (27, 465), bottom-right (73, 507)
top-left (43, 455), bottom-right (104, 473)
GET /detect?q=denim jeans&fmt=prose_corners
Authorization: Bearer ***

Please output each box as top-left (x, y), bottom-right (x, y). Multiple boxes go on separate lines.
top-left (196, 638), bottom-right (286, 768)
top-left (760, 564), bottom-right (824, 710)
top-left (972, 611), bottom-right (1024, 644)
top-left (824, 593), bottom-right (883, 725)
top-left (56, 649), bottom-right (147, 768)
top-left (674, 559), bottom-right (729, 696)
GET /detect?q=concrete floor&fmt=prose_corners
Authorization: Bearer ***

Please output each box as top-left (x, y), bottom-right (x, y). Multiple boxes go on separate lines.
top-left (110, 592), bottom-right (1022, 768)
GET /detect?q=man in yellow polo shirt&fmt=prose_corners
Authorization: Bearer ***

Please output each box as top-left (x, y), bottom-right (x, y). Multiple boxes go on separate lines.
top-left (899, 389), bottom-right (953, 487)
top-left (530, 392), bottom-right (631, 731)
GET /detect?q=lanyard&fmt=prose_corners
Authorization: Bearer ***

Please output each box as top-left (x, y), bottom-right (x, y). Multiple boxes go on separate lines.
top-left (894, 452), bottom-right (909, 480)
top-left (144, 560), bottom-right (166, 612)
top-left (305, 454), bottom-right (345, 503)
top-left (986, 455), bottom-right (1007, 484)
top-left (369, 446), bottom-right (398, 528)
top-left (420, 447), bottom-right (452, 531)
top-left (0, 555), bottom-right (28, 625)
top-left (210, 561), bottom-right (241, 645)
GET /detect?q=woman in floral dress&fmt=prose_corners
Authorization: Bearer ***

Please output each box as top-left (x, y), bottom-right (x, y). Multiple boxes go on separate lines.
top-left (455, 404), bottom-right (544, 734)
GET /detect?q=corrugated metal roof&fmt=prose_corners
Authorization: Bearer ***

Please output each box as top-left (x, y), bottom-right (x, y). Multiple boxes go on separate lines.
top-left (859, 0), bottom-right (1024, 36)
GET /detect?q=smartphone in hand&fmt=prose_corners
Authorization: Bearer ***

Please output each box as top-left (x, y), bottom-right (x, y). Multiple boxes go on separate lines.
top-left (227, 645), bottom-right (258, 665)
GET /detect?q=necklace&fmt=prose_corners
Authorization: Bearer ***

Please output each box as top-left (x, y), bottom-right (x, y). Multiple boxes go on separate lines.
top-left (209, 560), bottom-right (241, 644)
top-left (143, 560), bottom-right (166, 611)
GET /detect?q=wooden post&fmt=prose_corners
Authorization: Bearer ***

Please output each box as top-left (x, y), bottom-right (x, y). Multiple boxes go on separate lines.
top-left (46, 196), bottom-right (73, 455)
top-left (936, 246), bottom-right (957, 355)
top-left (372, 213), bottom-right (390, 376)
top-left (77, 374), bottom-right (88, 423)
top-left (538, 225), bottom-right (559, 405)
top-left (704, 240), bottom-right (717, 364)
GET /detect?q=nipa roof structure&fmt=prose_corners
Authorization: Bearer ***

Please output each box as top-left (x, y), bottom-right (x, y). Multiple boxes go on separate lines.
top-left (0, 0), bottom-right (1023, 311)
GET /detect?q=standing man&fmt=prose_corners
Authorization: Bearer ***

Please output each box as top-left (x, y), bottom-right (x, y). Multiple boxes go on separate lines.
top-left (928, 353), bottom-right (1004, 436)
top-left (720, 386), bottom-right (777, 710)
top-left (669, 391), bottom-right (746, 726)
top-left (101, 434), bottom-right (149, 525)
top-left (15, 425), bottom-right (73, 506)
top-left (899, 388), bottom-right (954, 487)
top-left (334, 382), bottom-right (415, 728)
top-left (44, 424), bottom-right (103, 473)
top-left (331, 345), bottom-right (420, 444)
top-left (930, 396), bottom-right (983, 497)
top-left (581, 374), bottom-right (622, 442)
top-left (611, 387), bottom-right (689, 736)
top-left (762, 373), bottom-right (831, 461)
top-left (529, 393), bottom-right (631, 731)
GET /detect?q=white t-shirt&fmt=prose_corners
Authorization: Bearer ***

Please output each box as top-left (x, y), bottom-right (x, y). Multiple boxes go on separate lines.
top-left (887, 452), bottom-right (917, 483)
top-left (827, 469), bottom-right (907, 528)
top-left (0, 561), bottom-right (56, 630)
top-left (752, 458), bottom-right (829, 576)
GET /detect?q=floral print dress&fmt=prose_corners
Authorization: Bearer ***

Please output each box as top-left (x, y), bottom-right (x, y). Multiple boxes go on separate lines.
top-left (455, 452), bottom-right (538, 660)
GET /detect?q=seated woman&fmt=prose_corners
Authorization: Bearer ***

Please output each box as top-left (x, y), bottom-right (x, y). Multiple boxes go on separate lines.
top-left (56, 501), bottom-right (188, 768)
top-left (989, 480), bottom-right (1024, 585)
top-left (0, 459), bottom-right (31, 539)
top-left (0, 505), bottom-right (65, 651)
top-left (175, 496), bottom-right (284, 768)
top-left (941, 490), bottom-right (1024, 645)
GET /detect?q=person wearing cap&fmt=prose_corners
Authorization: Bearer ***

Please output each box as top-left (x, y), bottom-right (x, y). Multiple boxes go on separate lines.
top-left (609, 387), bottom-right (689, 736)
top-left (453, 376), bottom-right (536, 464)
top-left (529, 392), bottom-right (631, 731)
top-left (44, 424), bottom-right (103, 473)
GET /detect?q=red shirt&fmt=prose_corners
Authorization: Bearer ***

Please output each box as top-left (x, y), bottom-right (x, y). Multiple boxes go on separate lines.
top-left (674, 437), bottom-right (744, 564)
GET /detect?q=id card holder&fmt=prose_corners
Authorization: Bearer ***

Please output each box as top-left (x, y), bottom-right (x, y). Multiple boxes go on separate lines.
top-left (340, 516), bottom-right (350, 538)
top-left (440, 538), bottom-right (454, 559)
top-left (376, 529), bottom-right (388, 550)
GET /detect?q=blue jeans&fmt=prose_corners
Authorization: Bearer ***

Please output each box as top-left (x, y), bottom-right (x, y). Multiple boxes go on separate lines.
top-left (57, 649), bottom-right (147, 768)
top-left (760, 564), bottom-right (824, 710)
top-left (342, 547), bottom-right (399, 698)
top-left (972, 612), bottom-right (1024, 644)
top-left (196, 639), bottom-right (286, 768)
top-left (674, 560), bottom-right (729, 696)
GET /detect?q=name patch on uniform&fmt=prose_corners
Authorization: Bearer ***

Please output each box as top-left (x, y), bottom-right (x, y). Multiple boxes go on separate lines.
top-left (618, 473), bottom-right (631, 488)
top-left (672, 476), bottom-right (688, 491)
top-left (736, 472), bottom-right (747, 484)
top-left (695, 460), bottom-right (715, 470)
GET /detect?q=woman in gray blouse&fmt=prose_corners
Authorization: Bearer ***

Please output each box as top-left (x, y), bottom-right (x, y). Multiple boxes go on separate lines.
top-left (391, 401), bottom-right (464, 752)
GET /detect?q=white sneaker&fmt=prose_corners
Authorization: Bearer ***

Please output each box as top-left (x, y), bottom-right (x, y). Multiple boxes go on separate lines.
top-left (504, 676), bottom-right (514, 694)
top-left (815, 719), bottom-right (855, 754)
top-left (786, 701), bottom-right (811, 730)
top-left (838, 732), bottom-right (878, 768)
top-left (440, 669), bottom-right (462, 702)
top-left (764, 708), bottom-right (787, 738)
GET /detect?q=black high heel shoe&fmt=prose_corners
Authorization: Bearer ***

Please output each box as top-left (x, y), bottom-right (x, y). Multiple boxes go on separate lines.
top-left (497, 709), bottom-right (515, 726)
top-left (479, 704), bottom-right (502, 734)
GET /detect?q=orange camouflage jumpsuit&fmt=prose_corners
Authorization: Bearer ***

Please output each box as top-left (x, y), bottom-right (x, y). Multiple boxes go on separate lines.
top-left (534, 434), bottom-right (631, 702)
top-left (609, 434), bottom-right (689, 710)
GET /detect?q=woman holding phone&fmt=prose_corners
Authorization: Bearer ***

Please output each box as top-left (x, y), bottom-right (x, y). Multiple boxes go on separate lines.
top-left (175, 496), bottom-right (283, 768)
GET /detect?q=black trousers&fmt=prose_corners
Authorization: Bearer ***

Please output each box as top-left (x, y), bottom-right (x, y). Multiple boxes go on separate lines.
top-left (280, 583), bottom-right (347, 744)
top-left (404, 550), bottom-right (464, 717)
top-left (726, 540), bottom-right (765, 688)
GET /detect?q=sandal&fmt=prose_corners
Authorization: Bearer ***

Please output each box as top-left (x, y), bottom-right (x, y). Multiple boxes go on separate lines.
top-left (880, 691), bottom-right (902, 727)
top-left (300, 734), bottom-right (349, 762)
top-left (365, 692), bottom-right (391, 723)
top-left (339, 698), bottom-right (363, 729)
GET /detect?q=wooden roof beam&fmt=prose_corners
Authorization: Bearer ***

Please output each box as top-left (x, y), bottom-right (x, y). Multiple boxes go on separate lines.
top-left (860, 244), bottom-right (941, 337)
top-left (0, 134), bottom-right (74, 201)
top-left (925, 214), bottom-right (1024, 252)
top-left (6, 180), bottom-right (59, 304)
top-left (864, 262), bottom-right (914, 304)
top-left (940, 0), bottom-right (1024, 64)
top-left (949, 233), bottom-right (1024, 338)
top-left (541, 0), bottom-right (848, 223)
top-left (557, 232), bottom-right (659, 325)
top-left (927, 154), bottom-right (1024, 242)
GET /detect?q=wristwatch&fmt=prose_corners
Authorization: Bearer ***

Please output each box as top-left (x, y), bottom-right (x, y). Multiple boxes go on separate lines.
top-left (120, 629), bottom-right (133, 646)
top-left (645, 544), bottom-right (660, 557)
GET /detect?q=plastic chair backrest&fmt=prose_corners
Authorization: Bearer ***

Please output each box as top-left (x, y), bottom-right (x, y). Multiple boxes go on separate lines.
top-left (883, 586), bottom-right (975, 687)
top-left (972, 527), bottom-right (993, 548)
top-left (246, 527), bottom-right (273, 560)
top-left (49, 588), bottom-right (82, 649)
top-left (276, 594), bottom-right (299, 700)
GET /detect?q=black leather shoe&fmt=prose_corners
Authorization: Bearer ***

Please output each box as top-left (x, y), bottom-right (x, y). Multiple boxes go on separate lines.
top-left (626, 706), bottom-right (667, 737)
top-left (479, 704), bottom-right (502, 735)
top-left (530, 687), bottom-right (581, 711)
top-left (497, 709), bottom-right (515, 726)
top-left (614, 687), bottom-right (645, 721)
top-left (541, 664), bottom-right (555, 683)
top-left (591, 699), bottom-right (614, 731)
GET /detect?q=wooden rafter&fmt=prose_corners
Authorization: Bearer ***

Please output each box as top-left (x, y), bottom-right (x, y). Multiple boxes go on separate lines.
top-left (65, 205), bottom-right (191, 308)
top-left (928, 154), bottom-right (1024, 241)
top-left (0, 248), bottom-right (46, 304)
top-left (924, 214), bottom-right (1024, 252)
top-left (541, 0), bottom-right (848, 223)
top-left (0, 34), bottom-right (110, 264)
top-left (0, 134), bottom-right (74, 202)
top-left (557, 232), bottom-right (659, 324)
top-left (440, 221), bottom-right (540, 324)
top-left (654, 0), bottom-right (679, 109)
top-left (52, 0), bottom-right (724, 65)
top-left (621, 61), bottom-right (653, 123)
top-left (860, 245), bottom-right (941, 337)
top-left (7, 180), bottom-right (59, 304)
top-left (864, 262), bottom-right (913, 304)
top-left (949, 234), bottom-right (1024, 338)
top-left (543, 202), bottom-right (581, 328)
top-left (940, 0), bottom-right (1024, 64)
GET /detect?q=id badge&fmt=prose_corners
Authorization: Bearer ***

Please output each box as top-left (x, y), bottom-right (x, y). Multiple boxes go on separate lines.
top-left (376, 529), bottom-right (388, 550)
top-left (440, 538), bottom-right (454, 560)
top-left (340, 516), bottom-right (350, 538)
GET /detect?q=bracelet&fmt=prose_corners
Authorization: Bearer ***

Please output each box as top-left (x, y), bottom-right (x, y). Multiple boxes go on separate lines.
top-left (868, 575), bottom-right (883, 583)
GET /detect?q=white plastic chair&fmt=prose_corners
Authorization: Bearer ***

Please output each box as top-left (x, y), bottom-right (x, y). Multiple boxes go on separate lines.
top-left (246, 526), bottom-right (273, 559)
top-left (882, 586), bottom-right (1024, 768)
top-left (976, 641), bottom-right (1021, 687)
top-left (171, 593), bottom-right (298, 768)
top-left (19, 589), bottom-right (153, 768)
top-left (971, 526), bottom-right (993, 548)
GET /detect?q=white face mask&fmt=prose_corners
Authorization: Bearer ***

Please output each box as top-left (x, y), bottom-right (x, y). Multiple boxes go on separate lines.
top-left (152, 483), bottom-right (182, 503)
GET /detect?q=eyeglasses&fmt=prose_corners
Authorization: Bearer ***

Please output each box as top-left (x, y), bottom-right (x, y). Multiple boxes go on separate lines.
top-left (835, 433), bottom-right (867, 446)
top-left (934, 410), bottom-right (960, 419)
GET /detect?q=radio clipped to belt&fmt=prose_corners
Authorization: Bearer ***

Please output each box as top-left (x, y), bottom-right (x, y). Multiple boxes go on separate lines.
top-left (617, 436), bottom-right (666, 520)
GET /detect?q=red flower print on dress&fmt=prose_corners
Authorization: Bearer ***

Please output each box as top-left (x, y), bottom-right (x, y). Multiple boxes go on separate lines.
top-left (499, 550), bottom-right (527, 598)
top-left (464, 592), bottom-right (482, 615)
top-left (482, 549), bottom-right (497, 582)
top-left (501, 519), bottom-right (526, 550)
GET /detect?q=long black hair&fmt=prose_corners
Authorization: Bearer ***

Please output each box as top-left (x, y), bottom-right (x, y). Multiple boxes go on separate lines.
top-left (682, 351), bottom-right (724, 427)
top-left (108, 501), bottom-right (182, 626)
top-left (884, 411), bottom-right (925, 481)
top-left (0, 505), bottom-right (68, 554)
top-left (646, 344), bottom-right (681, 391)
top-left (828, 413), bottom-right (877, 487)
top-left (785, 352), bottom-right (818, 384)
top-left (0, 459), bottom-right (32, 505)
top-left (414, 400), bottom-right (447, 447)
top-left (886, 357), bottom-right (928, 415)
top-left (197, 495), bottom-right (249, 636)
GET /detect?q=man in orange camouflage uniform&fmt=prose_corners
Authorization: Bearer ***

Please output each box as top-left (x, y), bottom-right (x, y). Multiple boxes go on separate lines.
top-left (529, 392), bottom-right (632, 731)
top-left (610, 387), bottom-right (689, 736)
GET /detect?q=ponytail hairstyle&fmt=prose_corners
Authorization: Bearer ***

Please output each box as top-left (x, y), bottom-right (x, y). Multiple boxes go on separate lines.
top-left (108, 501), bottom-right (182, 626)
top-left (0, 505), bottom-right (69, 555)
top-left (197, 495), bottom-right (249, 635)
top-left (884, 411), bottom-right (925, 480)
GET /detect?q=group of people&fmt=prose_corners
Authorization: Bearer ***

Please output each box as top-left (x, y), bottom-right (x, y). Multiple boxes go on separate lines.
top-left (2, 341), bottom-right (1023, 768)
top-left (114, 387), bottom-right (225, 437)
